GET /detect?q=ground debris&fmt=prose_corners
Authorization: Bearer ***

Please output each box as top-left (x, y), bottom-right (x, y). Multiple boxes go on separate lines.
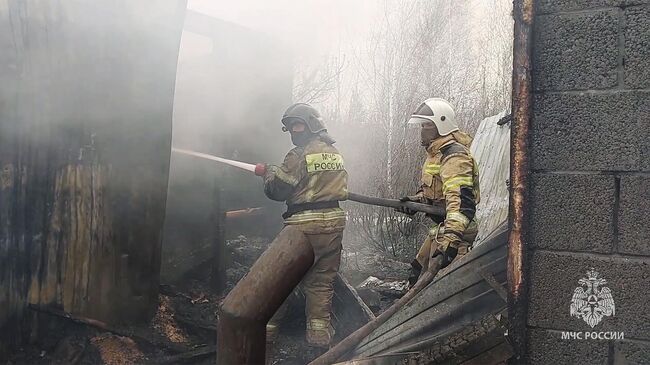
top-left (7, 234), bottom-right (393, 364)
top-left (52, 335), bottom-right (88, 365)
top-left (227, 235), bottom-right (267, 267)
top-left (268, 334), bottom-right (328, 365)
top-left (10, 287), bottom-right (218, 364)
top-left (355, 276), bottom-right (409, 314)
top-left (153, 295), bottom-right (190, 344)
top-left (157, 345), bottom-right (217, 364)
top-left (340, 249), bottom-right (411, 286)
top-left (358, 276), bottom-right (409, 296)
top-left (339, 244), bottom-right (413, 313)
top-left (90, 334), bottom-right (144, 365)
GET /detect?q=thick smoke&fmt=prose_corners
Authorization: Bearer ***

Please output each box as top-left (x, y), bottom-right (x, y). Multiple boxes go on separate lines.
top-left (164, 0), bottom-right (514, 270)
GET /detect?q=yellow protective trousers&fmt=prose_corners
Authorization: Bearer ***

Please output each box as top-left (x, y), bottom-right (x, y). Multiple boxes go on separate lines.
top-left (267, 218), bottom-right (344, 346)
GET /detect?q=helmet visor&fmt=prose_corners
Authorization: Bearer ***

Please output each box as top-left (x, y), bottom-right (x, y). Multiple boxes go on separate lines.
top-left (407, 115), bottom-right (436, 129)
top-left (282, 116), bottom-right (304, 127)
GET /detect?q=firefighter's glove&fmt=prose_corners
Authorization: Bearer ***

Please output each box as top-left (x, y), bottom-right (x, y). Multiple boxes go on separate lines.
top-left (396, 195), bottom-right (421, 216)
top-left (442, 245), bottom-right (458, 267)
top-left (432, 233), bottom-right (462, 267)
top-left (262, 165), bottom-right (273, 181)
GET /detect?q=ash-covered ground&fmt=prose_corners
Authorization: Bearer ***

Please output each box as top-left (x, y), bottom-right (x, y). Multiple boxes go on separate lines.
top-left (7, 234), bottom-right (409, 365)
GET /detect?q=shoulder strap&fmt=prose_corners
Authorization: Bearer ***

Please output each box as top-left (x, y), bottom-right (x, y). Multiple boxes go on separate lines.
top-left (441, 142), bottom-right (467, 160)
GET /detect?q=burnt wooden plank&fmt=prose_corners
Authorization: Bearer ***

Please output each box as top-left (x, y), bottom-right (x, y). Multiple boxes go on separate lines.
top-left (0, 0), bottom-right (187, 350)
top-left (332, 273), bottom-right (376, 339)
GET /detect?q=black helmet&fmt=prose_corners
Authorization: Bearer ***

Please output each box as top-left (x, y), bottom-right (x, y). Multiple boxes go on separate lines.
top-left (281, 103), bottom-right (327, 134)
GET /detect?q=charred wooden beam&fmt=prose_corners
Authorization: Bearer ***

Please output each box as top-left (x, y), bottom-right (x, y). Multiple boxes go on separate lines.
top-left (332, 274), bottom-right (376, 340)
top-left (27, 305), bottom-right (189, 354)
top-left (29, 305), bottom-right (118, 334)
top-left (225, 207), bottom-right (265, 219)
top-left (158, 345), bottom-right (217, 364)
top-left (508, 0), bottom-right (535, 362)
top-left (174, 314), bottom-right (218, 333)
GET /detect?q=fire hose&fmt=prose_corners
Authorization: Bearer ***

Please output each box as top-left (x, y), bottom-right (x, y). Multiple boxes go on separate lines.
top-left (346, 192), bottom-right (444, 218)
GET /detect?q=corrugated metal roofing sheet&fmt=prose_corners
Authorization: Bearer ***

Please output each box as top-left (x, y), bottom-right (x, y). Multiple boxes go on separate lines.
top-left (471, 111), bottom-right (511, 244)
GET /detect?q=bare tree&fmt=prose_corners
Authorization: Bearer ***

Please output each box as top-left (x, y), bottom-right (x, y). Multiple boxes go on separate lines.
top-left (297, 0), bottom-right (514, 259)
top-left (293, 54), bottom-right (347, 105)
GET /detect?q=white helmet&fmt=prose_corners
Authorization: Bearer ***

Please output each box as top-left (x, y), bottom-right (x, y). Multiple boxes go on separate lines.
top-left (407, 98), bottom-right (458, 136)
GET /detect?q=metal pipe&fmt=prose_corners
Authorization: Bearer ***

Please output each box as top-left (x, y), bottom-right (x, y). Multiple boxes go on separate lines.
top-left (309, 256), bottom-right (443, 365)
top-left (508, 0), bottom-right (534, 362)
top-left (217, 231), bottom-right (315, 364)
top-left (347, 192), bottom-right (445, 218)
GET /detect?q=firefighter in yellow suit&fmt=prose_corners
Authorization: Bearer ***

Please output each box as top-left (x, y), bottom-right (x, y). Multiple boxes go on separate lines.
top-left (397, 98), bottom-right (480, 286)
top-left (263, 103), bottom-right (348, 347)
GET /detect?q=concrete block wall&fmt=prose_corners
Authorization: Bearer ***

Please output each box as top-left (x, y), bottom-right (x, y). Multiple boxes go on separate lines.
top-left (526, 0), bottom-right (650, 363)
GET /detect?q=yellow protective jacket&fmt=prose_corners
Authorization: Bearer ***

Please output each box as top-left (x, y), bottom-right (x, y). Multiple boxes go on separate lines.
top-left (264, 136), bottom-right (348, 226)
top-left (417, 132), bottom-right (480, 236)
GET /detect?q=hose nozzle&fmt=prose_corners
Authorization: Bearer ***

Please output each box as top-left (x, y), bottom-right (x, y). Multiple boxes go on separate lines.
top-left (254, 163), bottom-right (267, 176)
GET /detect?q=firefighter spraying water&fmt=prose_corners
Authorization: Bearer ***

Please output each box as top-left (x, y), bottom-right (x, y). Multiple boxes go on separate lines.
top-left (207, 103), bottom-right (349, 363)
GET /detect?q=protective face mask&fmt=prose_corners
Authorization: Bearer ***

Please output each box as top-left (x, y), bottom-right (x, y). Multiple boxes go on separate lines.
top-left (421, 127), bottom-right (439, 147)
top-left (290, 131), bottom-right (312, 147)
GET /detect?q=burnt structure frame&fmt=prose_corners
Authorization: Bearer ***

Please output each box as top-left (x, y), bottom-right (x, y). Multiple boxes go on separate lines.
top-left (508, 0), bottom-right (535, 362)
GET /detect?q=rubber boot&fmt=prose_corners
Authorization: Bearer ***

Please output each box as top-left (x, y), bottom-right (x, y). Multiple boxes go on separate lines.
top-left (306, 319), bottom-right (334, 348)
